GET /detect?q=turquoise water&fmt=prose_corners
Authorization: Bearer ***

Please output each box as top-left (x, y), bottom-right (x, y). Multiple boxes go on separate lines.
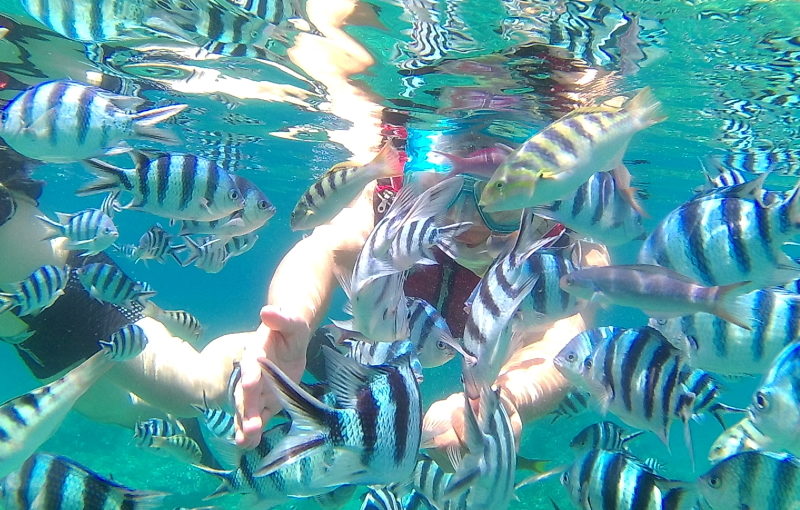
top-left (0, 0), bottom-right (799, 508)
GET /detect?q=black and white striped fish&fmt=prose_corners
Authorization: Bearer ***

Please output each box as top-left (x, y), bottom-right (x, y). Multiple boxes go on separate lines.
top-left (255, 346), bottom-right (422, 488)
top-left (100, 191), bottom-right (123, 218)
top-left (554, 326), bottom-right (729, 465)
top-left (291, 142), bottom-right (403, 231)
top-left (649, 287), bottom-right (800, 375)
top-left (708, 417), bottom-right (769, 462)
top-left (133, 417), bottom-right (186, 447)
top-left (461, 209), bottom-right (560, 399)
top-left (561, 449), bottom-right (683, 510)
top-left (0, 80), bottom-right (186, 163)
top-left (79, 150), bottom-right (245, 222)
top-left (748, 342), bottom-right (800, 456)
top-left (346, 338), bottom-right (420, 372)
top-left (698, 451), bottom-right (800, 510)
top-left (569, 421), bottom-right (644, 454)
top-left (443, 387), bottom-right (516, 510)
top-left (99, 324), bottom-right (149, 361)
top-left (179, 175), bottom-right (275, 237)
top-left (405, 297), bottom-right (461, 368)
top-left (76, 263), bottom-right (156, 308)
top-left (134, 223), bottom-right (181, 264)
top-left (638, 189), bottom-right (800, 288)
top-left (0, 332), bottom-right (146, 477)
top-left (38, 208), bottom-right (119, 255)
top-left (180, 235), bottom-right (230, 273)
top-left (0, 453), bottom-right (167, 510)
top-left (0, 264), bottom-right (69, 316)
top-left (711, 148), bottom-right (800, 176)
top-left (550, 391), bottom-right (591, 423)
top-left (148, 434), bottom-right (203, 464)
top-left (152, 307), bottom-right (203, 342)
top-left (224, 232), bottom-right (258, 257)
top-left (533, 171), bottom-right (646, 246)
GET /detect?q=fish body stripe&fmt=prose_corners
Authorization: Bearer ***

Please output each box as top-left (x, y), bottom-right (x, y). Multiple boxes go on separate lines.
top-left (356, 387), bottom-right (379, 466)
top-left (42, 454), bottom-right (68, 510)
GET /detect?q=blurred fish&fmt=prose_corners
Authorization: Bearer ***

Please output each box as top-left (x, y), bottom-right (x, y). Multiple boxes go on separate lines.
top-left (533, 170), bottom-right (646, 246)
top-left (179, 175), bottom-right (275, 236)
top-left (0, 80), bottom-right (186, 162)
top-left (148, 434), bottom-right (203, 464)
top-left (554, 326), bottom-right (731, 465)
top-left (0, 332), bottom-right (145, 477)
top-left (405, 297), bottom-right (461, 368)
top-left (708, 417), bottom-right (769, 463)
top-left (100, 190), bottom-right (124, 218)
top-left (698, 451), bottom-right (800, 510)
top-left (638, 190), bottom-right (800, 288)
top-left (0, 264), bottom-right (69, 316)
top-left (134, 417), bottom-right (186, 447)
top-left (569, 421), bottom-right (643, 454)
top-left (748, 342), bottom-right (800, 455)
top-left (479, 88), bottom-right (663, 212)
top-left (0, 453), bottom-right (167, 510)
top-left (291, 142), bottom-right (403, 231)
top-left (550, 391), bottom-right (590, 423)
top-left (360, 487), bottom-right (404, 510)
top-left (255, 347), bottom-right (421, 487)
top-left (38, 208), bottom-right (119, 255)
top-left (99, 324), bottom-right (149, 361)
top-left (134, 223), bottom-right (181, 264)
top-left (180, 235), bottom-right (229, 273)
top-left (345, 338), bottom-right (422, 377)
top-left (434, 144), bottom-right (514, 180)
top-left (76, 262), bottom-right (156, 308)
top-left (334, 271), bottom-right (409, 344)
top-left (560, 264), bottom-right (753, 330)
top-left (152, 307), bottom-right (203, 342)
top-left (649, 287), bottom-right (800, 375)
top-left (80, 151), bottom-right (244, 221)
top-left (224, 232), bottom-right (258, 257)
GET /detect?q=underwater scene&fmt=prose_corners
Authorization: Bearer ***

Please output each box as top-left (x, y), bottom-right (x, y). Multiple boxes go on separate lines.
top-left (0, 0), bottom-right (799, 508)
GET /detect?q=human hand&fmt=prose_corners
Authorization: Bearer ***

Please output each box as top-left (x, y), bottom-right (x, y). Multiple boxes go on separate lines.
top-left (234, 305), bottom-right (311, 449)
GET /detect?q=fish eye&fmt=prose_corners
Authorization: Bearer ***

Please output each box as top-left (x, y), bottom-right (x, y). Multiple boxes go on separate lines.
top-left (104, 227), bottom-right (115, 234)
top-left (494, 181), bottom-right (504, 190)
top-left (566, 352), bottom-right (577, 362)
top-left (561, 472), bottom-right (569, 485)
top-left (258, 200), bottom-right (269, 210)
top-left (436, 340), bottom-right (449, 350)
top-left (754, 391), bottom-right (769, 410)
top-left (707, 476), bottom-right (721, 489)
top-left (229, 189), bottom-right (241, 200)
top-left (656, 319), bottom-right (667, 326)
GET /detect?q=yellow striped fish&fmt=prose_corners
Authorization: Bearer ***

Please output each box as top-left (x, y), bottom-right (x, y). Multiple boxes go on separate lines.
top-left (479, 88), bottom-right (664, 212)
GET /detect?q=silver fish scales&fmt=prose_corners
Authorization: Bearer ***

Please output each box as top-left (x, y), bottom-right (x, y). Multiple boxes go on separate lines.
top-left (38, 208), bottom-right (118, 256)
top-left (0, 264), bottom-right (69, 316)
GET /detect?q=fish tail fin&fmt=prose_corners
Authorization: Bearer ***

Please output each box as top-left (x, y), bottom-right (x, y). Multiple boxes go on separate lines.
top-left (193, 465), bottom-right (237, 500)
top-left (254, 357), bottom-right (335, 477)
top-left (625, 87), bottom-right (666, 127)
top-left (131, 104), bottom-right (187, 145)
top-left (77, 159), bottom-right (127, 196)
top-left (0, 292), bottom-right (18, 314)
top-left (782, 179), bottom-right (800, 227)
top-left (713, 281), bottom-right (755, 331)
top-left (367, 141), bottom-right (405, 179)
top-left (179, 236), bottom-right (202, 267)
top-left (35, 214), bottom-right (64, 240)
top-left (434, 221), bottom-right (473, 254)
top-left (121, 489), bottom-right (169, 510)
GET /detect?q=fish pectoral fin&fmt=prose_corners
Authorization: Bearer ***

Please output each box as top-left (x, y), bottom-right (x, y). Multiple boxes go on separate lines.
top-left (322, 346), bottom-right (378, 407)
top-left (444, 465), bottom-right (481, 499)
top-left (254, 432), bottom-right (329, 477)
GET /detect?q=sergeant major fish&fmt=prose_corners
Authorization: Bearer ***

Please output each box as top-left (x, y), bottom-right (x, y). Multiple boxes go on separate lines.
top-left (0, 264), bottom-right (69, 316)
top-left (0, 453), bottom-right (167, 510)
top-left (133, 223), bottom-right (181, 264)
top-left (37, 208), bottom-right (119, 255)
top-left (479, 88), bottom-right (663, 212)
top-left (79, 150), bottom-right (245, 221)
top-left (180, 235), bottom-right (229, 273)
top-left (76, 263), bottom-right (156, 309)
top-left (291, 142), bottom-right (403, 231)
top-left (569, 421), bottom-right (644, 454)
top-left (0, 80), bottom-right (186, 163)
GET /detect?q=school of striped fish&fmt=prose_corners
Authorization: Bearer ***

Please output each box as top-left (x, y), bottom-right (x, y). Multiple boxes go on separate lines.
top-left (0, 0), bottom-right (799, 509)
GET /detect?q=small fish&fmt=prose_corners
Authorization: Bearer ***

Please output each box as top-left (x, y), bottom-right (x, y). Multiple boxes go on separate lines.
top-left (99, 324), bottom-right (149, 361)
top-left (291, 141), bottom-right (403, 231)
top-left (479, 88), bottom-right (663, 212)
top-left (134, 417), bottom-right (186, 447)
top-left (554, 326), bottom-right (730, 466)
top-left (708, 417), bottom-right (769, 462)
top-left (149, 434), bottom-right (203, 464)
top-left (179, 175), bottom-right (275, 237)
top-left (38, 208), bottom-right (119, 255)
top-left (0, 453), bottom-right (167, 510)
top-left (434, 143), bottom-right (514, 179)
top-left (550, 391), bottom-right (591, 423)
top-left (255, 347), bottom-right (422, 488)
top-left (748, 342), bottom-right (800, 456)
top-left (561, 264), bottom-right (755, 330)
top-left (0, 332), bottom-right (145, 477)
top-left (698, 451), bottom-right (800, 510)
top-left (152, 307), bottom-right (203, 342)
top-left (0, 80), bottom-right (186, 162)
top-left (639, 190), bottom-right (800, 289)
top-left (569, 421), bottom-right (644, 453)
top-left (533, 170), bottom-right (646, 246)
top-left (224, 232), bottom-right (258, 257)
top-left (79, 150), bottom-right (245, 221)
top-left (180, 235), bottom-right (229, 273)
top-left (134, 223), bottom-right (181, 264)
top-left (76, 262), bottom-right (156, 309)
top-left (0, 264), bottom-right (69, 316)
top-left (648, 287), bottom-right (800, 375)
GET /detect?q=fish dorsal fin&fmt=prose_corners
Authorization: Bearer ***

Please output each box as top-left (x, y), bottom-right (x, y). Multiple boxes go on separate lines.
top-left (622, 264), bottom-right (701, 284)
top-left (106, 93), bottom-right (146, 111)
top-left (322, 345), bottom-right (376, 407)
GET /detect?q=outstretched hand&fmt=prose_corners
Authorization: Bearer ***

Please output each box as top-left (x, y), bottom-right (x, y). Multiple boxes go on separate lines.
top-left (234, 305), bottom-right (310, 449)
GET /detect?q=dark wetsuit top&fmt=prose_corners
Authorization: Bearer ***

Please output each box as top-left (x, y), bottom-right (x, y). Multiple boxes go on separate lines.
top-left (15, 252), bottom-right (143, 379)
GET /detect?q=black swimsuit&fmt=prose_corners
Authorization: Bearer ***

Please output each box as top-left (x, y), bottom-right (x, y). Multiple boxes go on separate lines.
top-left (15, 252), bottom-right (143, 379)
